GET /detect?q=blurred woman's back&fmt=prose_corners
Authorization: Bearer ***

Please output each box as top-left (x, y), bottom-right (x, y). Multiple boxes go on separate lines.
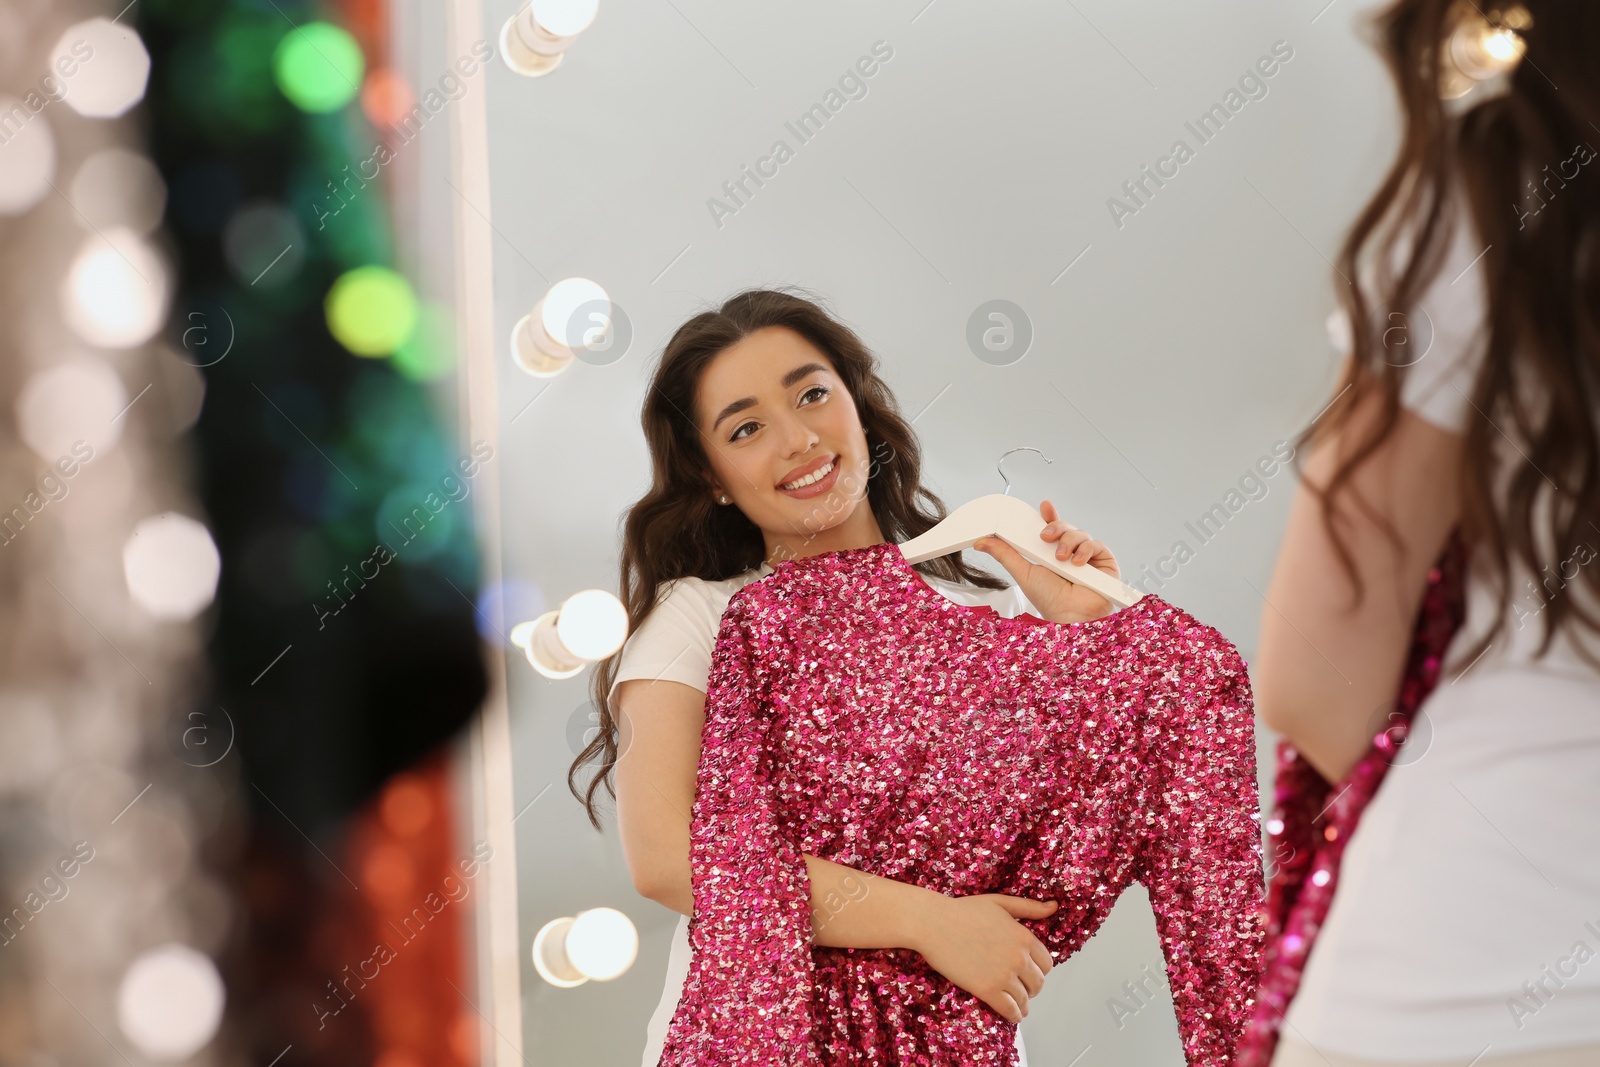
top-left (1266, 2), bottom-right (1600, 1064)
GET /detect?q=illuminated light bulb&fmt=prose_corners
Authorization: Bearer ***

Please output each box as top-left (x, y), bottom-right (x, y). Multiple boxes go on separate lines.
top-left (532, 907), bottom-right (638, 987)
top-left (70, 148), bottom-right (166, 234)
top-left (123, 513), bottom-right (222, 621)
top-left (510, 589), bottom-right (627, 679)
top-left (556, 589), bottom-right (628, 660)
top-left (566, 907), bottom-right (638, 980)
top-left (511, 611), bottom-right (582, 679)
top-left (273, 21), bottom-right (365, 113)
top-left (53, 18), bottom-right (151, 118)
top-left (500, 0), bottom-right (601, 77)
top-left (16, 358), bottom-right (127, 460)
top-left (511, 277), bottom-right (610, 377)
top-left (325, 265), bottom-right (418, 356)
top-left (61, 227), bottom-right (168, 348)
top-left (116, 944), bottom-right (226, 1060)
top-left (540, 277), bottom-right (608, 344)
top-left (0, 98), bottom-right (54, 214)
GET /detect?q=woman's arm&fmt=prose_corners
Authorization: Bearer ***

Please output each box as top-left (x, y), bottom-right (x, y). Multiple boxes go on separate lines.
top-left (615, 676), bottom-right (937, 948)
top-left (1255, 372), bottom-right (1465, 782)
top-left (614, 675), bottom-right (1058, 1022)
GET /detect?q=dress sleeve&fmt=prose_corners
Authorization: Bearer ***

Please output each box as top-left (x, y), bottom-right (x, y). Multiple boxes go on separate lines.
top-left (1131, 632), bottom-right (1267, 1067)
top-left (656, 591), bottom-right (820, 1066)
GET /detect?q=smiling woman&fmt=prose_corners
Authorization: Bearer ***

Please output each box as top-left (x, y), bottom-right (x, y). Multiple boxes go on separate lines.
top-left (569, 287), bottom-right (1077, 1064)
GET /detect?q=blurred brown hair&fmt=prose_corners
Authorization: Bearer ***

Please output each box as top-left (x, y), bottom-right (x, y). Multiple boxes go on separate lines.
top-left (1299, 0), bottom-right (1600, 675)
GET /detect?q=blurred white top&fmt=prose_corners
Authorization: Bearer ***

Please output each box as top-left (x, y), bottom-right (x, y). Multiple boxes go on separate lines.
top-left (1286, 197), bottom-right (1600, 1058)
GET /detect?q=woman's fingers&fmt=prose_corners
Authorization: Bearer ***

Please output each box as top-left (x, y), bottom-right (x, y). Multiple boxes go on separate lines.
top-left (1028, 938), bottom-right (1054, 978)
top-left (1019, 954), bottom-right (1046, 998)
top-left (1038, 502), bottom-right (1098, 560)
top-left (994, 991), bottom-right (1024, 1024)
top-left (1004, 977), bottom-right (1031, 1019)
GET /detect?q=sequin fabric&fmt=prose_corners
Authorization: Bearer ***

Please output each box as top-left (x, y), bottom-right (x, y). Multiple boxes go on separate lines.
top-left (1234, 526), bottom-right (1469, 1066)
top-left (657, 541), bottom-right (1265, 1067)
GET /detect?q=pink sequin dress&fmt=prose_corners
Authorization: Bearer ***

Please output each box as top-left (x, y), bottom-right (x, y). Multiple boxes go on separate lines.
top-left (658, 541), bottom-right (1265, 1066)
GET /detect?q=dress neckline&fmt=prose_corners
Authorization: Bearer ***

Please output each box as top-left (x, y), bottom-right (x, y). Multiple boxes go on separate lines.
top-left (770, 541), bottom-right (1158, 632)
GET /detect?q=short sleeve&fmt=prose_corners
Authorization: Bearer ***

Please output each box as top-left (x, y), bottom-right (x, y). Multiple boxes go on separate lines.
top-left (657, 591), bottom-right (820, 1065)
top-left (1326, 203), bottom-right (1490, 435)
top-left (1131, 632), bottom-right (1266, 1066)
top-left (1396, 212), bottom-right (1490, 434)
top-left (609, 579), bottom-right (719, 704)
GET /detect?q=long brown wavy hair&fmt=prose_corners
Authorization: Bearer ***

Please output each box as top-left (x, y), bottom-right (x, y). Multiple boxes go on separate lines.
top-left (569, 287), bottom-right (1008, 829)
top-left (1299, 0), bottom-right (1600, 678)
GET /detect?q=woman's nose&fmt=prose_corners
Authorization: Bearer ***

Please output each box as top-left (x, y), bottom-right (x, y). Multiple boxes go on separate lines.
top-left (779, 416), bottom-right (818, 456)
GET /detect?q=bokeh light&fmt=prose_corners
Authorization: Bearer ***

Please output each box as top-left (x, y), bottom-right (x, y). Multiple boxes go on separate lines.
top-left (164, 16), bottom-right (289, 138)
top-left (360, 841), bottom-right (414, 900)
top-left (123, 513), bottom-right (222, 621)
top-left (272, 22), bottom-right (364, 114)
top-left (361, 68), bottom-right (415, 128)
top-left (60, 228), bottom-right (169, 348)
top-left (474, 579), bottom-right (545, 643)
top-left (532, 0), bottom-right (602, 38)
top-left (326, 266), bottom-right (418, 356)
top-left (0, 98), bottom-right (54, 215)
top-left (380, 775), bottom-right (434, 837)
top-left (565, 907), bottom-right (638, 981)
top-left (375, 484), bottom-right (454, 562)
top-left (391, 301), bottom-right (456, 382)
top-left (223, 201), bottom-right (305, 287)
top-left (54, 18), bottom-right (151, 119)
top-left (16, 358), bottom-right (127, 460)
top-left (70, 148), bottom-right (167, 234)
top-left (555, 589), bottom-right (628, 660)
top-left (116, 944), bottom-right (225, 1060)
top-left (539, 277), bottom-right (608, 348)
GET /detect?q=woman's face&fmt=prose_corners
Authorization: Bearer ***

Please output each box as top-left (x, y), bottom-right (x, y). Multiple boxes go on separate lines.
top-left (694, 326), bottom-right (876, 554)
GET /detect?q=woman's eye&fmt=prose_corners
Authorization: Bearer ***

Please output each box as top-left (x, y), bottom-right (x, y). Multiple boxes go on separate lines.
top-left (729, 386), bottom-right (828, 441)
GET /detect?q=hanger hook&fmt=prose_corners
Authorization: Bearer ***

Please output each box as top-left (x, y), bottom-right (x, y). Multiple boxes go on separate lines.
top-left (997, 447), bottom-right (1054, 497)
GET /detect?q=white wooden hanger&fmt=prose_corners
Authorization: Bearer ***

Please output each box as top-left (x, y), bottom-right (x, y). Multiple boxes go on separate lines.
top-left (895, 449), bottom-right (1145, 610)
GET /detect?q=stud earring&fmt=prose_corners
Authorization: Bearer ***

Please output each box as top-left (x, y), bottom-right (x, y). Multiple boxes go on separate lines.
top-left (719, 495), bottom-right (730, 504)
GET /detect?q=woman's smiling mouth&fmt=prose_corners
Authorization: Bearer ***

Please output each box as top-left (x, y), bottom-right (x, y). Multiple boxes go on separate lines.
top-left (777, 455), bottom-right (840, 497)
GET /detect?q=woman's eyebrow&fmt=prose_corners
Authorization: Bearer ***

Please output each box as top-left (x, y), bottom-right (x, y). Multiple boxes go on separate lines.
top-left (710, 362), bottom-right (830, 432)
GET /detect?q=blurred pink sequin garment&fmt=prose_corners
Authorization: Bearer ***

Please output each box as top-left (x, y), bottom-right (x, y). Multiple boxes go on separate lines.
top-left (657, 542), bottom-right (1266, 1067)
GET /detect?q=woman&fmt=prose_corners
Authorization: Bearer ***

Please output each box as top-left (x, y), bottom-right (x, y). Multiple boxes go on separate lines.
top-left (1255, 2), bottom-right (1600, 1065)
top-left (567, 288), bottom-right (1126, 1065)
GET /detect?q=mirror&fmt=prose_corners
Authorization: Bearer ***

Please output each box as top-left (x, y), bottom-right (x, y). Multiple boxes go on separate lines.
top-left (438, 1), bottom-right (1400, 1062)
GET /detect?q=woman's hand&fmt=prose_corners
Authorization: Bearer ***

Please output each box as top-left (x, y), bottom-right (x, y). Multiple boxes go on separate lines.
top-left (973, 499), bottom-right (1121, 624)
top-left (903, 891), bottom-right (1058, 1023)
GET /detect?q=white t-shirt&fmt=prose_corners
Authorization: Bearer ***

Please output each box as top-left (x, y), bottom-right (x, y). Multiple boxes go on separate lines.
top-left (612, 556), bottom-right (1038, 1067)
top-left (1285, 199), bottom-right (1600, 1058)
